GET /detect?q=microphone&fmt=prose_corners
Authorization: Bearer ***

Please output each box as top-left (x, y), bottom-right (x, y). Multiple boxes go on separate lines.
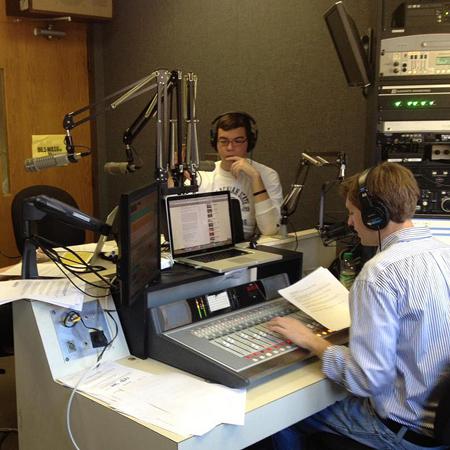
top-left (30, 195), bottom-right (111, 236)
top-left (196, 160), bottom-right (216, 171)
top-left (24, 152), bottom-right (85, 172)
top-left (103, 162), bottom-right (140, 175)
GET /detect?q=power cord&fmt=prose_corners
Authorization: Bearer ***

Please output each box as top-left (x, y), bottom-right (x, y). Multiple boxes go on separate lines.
top-left (65, 309), bottom-right (118, 450)
top-left (32, 236), bottom-right (118, 298)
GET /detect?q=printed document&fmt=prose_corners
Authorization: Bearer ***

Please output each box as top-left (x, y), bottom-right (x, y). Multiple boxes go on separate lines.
top-left (59, 361), bottom-right (246, 436)
top-left (278, 266), bottom-right (350, 330)
top-left (0, 278), bottom-right (86, 310)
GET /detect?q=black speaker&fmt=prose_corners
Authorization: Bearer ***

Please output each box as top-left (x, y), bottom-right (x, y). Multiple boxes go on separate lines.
top-left (358, 168), bottom-right (390, 230)
top-left (209, 111), bottom-right (258, 152)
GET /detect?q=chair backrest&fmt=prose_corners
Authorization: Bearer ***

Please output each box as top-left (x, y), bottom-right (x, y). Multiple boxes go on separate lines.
top-left (11, 185), bottom-right (86, 254)
top-left (431, 366), bottom-right (450, 445)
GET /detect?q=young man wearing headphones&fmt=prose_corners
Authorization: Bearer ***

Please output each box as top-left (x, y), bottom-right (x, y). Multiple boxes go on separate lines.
top-left (199, 111), bottom-right (283, 239)
top-left (269, 162), bottom-right (450, 449)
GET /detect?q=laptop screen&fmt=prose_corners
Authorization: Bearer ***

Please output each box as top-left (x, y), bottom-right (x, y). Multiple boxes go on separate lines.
top-left (412, 215), bottom-right (450, 245)
top-left (166, 191), bottom-right (234, 257)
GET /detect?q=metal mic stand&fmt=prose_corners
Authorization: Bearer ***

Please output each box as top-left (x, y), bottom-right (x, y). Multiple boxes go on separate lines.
top-left (21, 197), bottom-right (112, 279)
top-left (21, 201), bottom-right (46, 279)
top-left (276, 153), bottom-right (319, 239)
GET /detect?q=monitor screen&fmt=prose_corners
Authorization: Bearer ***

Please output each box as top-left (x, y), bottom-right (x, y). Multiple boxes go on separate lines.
top-left (324, 1), bottom-right (371, 88)
top-left (166, 191), bottom-right (233, 258)
top-left (117, 181), bottom-right (161, 307)
top-left (412, 215), bottom-right (450, 245)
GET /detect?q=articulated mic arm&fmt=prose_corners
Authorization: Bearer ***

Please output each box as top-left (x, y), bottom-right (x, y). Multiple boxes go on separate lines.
top-left (21, 195), bottom-right (111, 279)
top-left (279, 152), bottom-right (347, 238)
top-left (63, 69), bottom-right (200, 193)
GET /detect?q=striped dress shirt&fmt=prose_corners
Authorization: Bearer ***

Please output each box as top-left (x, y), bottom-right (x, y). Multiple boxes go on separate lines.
top-left (322, 226), bottom-right (450, 435)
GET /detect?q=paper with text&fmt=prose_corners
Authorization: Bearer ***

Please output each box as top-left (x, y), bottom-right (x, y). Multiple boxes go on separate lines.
top-left (59, 362), bottom-right (246, 436)
top-left (278, 266), bottom-right (350, 330)
top-left (0, 278), bottom-right (85, 310)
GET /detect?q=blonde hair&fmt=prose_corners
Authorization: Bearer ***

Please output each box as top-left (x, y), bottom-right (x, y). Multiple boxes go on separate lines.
top-left (341, 162), bottom-right (420, 223)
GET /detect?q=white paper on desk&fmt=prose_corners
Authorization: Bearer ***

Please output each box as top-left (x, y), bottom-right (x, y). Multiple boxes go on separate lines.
top-left (0, 278), bottom-right (85, 310)
top-left (59, 361), bottom-right (246, 436)
top-left (0, 242), bottom-right (118, 279)
top-left (0, 260), bottom-right (71, 278)
top-left (278, 266), bottom-right (350, 331)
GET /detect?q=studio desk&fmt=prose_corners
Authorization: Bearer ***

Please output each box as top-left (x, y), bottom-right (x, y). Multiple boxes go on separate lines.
top-left (13, 234), bottom-right (346, 450)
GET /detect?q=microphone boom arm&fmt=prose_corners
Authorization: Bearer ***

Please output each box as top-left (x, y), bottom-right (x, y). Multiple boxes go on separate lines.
top-left (62, 68), bottom-right (200, 193)
top-left (21, 195), bottom-right (111, 279)
top-left (278, 151), bottom-right (347, 238)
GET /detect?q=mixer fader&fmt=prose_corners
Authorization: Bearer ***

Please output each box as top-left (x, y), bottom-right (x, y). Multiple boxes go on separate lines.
top-left (148, 278), bottom-right (347, 387)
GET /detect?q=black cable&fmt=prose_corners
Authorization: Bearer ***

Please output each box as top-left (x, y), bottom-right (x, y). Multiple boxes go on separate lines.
top-left (32, 238), bottom-right (118, 298)
top-left (96, 309), bottom-right (119, 363)
top-left (129, 144), bottom-right (143, 168)
top-left (62, 311), bottom-right (104, 334)
top-left (73, 144), bottom-right (91, 153)
top-left (287, 220), bottom-right (300, 252)
top-left (61, 309), bottom-right (118, 363)
top-left (35, 236), bottom-right (116, 287)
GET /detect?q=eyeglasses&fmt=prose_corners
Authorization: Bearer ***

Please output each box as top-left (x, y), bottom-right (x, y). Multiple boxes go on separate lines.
top-left (217, 137), bottom-right (248, 147)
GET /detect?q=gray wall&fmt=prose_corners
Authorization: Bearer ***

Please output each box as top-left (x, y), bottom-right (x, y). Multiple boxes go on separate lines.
top-left (92, 0), bottom-right (375, 230)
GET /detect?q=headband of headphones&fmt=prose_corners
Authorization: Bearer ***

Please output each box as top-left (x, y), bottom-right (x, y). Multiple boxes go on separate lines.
top-left (358, 168), bottom-right (390, 230)
top-left (209, 111), bottom-right (258, 152)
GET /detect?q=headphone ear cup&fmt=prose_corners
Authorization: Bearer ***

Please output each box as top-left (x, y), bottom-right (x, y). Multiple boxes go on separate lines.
top-left (361, 201), bottom-right (390, 230)
top-left (209, 127), bottom-right (217, 150)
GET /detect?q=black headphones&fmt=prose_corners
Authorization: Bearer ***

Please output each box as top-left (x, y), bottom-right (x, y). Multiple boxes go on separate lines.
top-left (358, 168), bottom-right (390, 230)
top-left (209, 111), bottom-right (258, 152)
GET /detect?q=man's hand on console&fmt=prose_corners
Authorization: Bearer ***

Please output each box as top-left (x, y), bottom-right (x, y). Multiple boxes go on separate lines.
top-left (268, 316), bottom-right (331, 358)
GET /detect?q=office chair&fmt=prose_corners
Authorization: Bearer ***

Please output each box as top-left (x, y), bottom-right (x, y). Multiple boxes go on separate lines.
top-left (11, 184), bottom-right (86, 254)
top-left (307, 370), bottom-right (450, 450)
top-left (5, 185), bottom-right (87, 356)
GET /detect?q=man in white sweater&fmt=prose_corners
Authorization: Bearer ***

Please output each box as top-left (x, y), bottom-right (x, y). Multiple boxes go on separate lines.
top-left (199, 112), bottom-right (282, 240)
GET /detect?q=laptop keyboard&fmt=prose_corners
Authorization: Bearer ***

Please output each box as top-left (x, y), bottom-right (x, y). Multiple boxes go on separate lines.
top-left (189, 248), bottom-right (248, 262)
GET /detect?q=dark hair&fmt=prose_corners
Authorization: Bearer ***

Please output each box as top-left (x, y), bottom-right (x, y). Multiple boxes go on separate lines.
top-left (341, 162), bottom-right (420, 223)
top-left (210, 112), bottom-right (257, 151)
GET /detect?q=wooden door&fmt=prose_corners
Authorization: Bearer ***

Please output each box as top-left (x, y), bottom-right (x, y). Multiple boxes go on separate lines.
top-left (0, 4), bottom-right (92, 267)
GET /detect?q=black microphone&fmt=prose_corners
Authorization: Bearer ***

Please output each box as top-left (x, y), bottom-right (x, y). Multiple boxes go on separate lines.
top-left (196, 160), bottom-right (216, 171)
top-left (103, 162), bottom-right (140, 175)
top-left (24, 152), bottom-right (86, 172)
top-left (30, 195), bottom-right (111, 235)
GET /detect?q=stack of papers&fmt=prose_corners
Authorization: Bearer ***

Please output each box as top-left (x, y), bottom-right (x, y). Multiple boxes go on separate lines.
top-left (279, 266), bottom-right (351, 331)
top-left (59, 361), bottom-right (246, 436)
top-left (0, 278), bottom-right (87, 310)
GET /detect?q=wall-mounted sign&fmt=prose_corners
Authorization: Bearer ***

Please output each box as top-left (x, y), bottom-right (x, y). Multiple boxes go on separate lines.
top-left (31, 134), bottom-right (65, 158)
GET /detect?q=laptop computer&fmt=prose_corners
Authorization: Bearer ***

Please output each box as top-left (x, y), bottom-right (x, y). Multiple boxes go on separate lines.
top-left (166, 191), bottom-right (282, 273)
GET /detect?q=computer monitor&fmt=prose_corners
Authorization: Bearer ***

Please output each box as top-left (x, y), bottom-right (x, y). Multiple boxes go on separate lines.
top-left (411, 215), bottom-right (450, 245)
top-left (117, 181), bottom-right (161, 307)
top-left (324, 1), bottom-right (371, 88)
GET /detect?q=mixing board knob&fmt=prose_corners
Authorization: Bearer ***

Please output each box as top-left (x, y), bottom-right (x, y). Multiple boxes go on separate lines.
top-left (441, 196), bottom-right (450, 212)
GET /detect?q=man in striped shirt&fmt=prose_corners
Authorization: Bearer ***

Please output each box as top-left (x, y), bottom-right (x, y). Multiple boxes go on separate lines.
top-left (269, 162), bottom-right (450, 449)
